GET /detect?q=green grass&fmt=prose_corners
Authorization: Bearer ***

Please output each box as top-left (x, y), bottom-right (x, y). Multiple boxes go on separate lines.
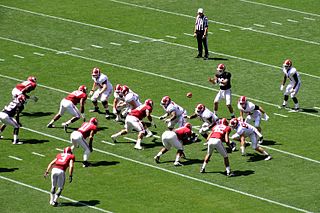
top-left (0, 0), bottom-right (319, 212)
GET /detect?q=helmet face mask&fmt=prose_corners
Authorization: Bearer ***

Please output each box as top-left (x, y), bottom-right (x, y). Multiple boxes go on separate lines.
top-left (63, 147), bottom-right (72, 154)
top-left (283, 59), bottom-right (292, 71)
top-left (27, 76), bottom-right (37, 83)
top-left (89, 117), bottom-right (98, 125)
top-left (144, 99), bottom-right (153, 108)
top-left (122, 85), bottom-right (129, 96)
top-left (229, 118), bottom-right (239, 129)
top-left (160, 96), bottom-right (171, 108)
top-left (216, 64), bottom-right (226, 74)
top-left (91, 67), bottom-right (101, 78)
top-left (78, 85), bottom-right (87, 93)
top-left (239, 96), bottom-right (247, 108)
top-left (115, 84), bottom-right (122, 94)
top-left (196, 104), bottom-right (205, 114)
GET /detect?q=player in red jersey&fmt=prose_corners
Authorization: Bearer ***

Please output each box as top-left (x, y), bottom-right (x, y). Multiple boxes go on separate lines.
top-left (47, 85), bottom-right (87, 131)
top-left (44, 147), bottom-right (75, 207)
top-left (111, 99), bottom-right (155, 150)
top-left (70, 117), bottom-right (98, 167)
top-left (12, 76), bottom-right (37, 100)
top-left (200, 118), bottom-right (233, 176)
top-left (154, 123), bottom-right (194, 166)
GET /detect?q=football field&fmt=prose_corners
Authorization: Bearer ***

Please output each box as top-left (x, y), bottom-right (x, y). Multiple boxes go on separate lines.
top-left (0, 0), bottom-right (319, 212)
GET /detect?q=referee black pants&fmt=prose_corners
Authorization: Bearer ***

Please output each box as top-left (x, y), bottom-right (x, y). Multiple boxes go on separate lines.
top-left (196, 31), bottom-right (208, 57)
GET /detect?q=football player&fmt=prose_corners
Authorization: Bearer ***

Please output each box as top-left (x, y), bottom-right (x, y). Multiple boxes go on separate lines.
top-left (237, 96), bottom-right (269, 141)
top-left (187, 103), bottom-right (218, 139)
top-left (0, 94), bottom-right (26, 144)
top-left (159, 96), bottom-right (187, 130)
top-left (154, 123), bottom-right (194, 166)
top-left (70, 117), bottom-right (98, 167)
top-left (229, 118), bottom-right (271, 160)
top-left (200, 118), bottom-right (233, 176)
top-left (44, 147), bottom-right (75, 207)
top-left (112, 84), bottom-right (124, 121)
top-left (280, 59), bottom-right (301, 111)
top-left (47, 85), bottom-right (87, 132)
top-left (208, 64), bottom-right (235, 118)
top-left (89, 67), bottom-right (113, 118)
top-left (11, 76), bottom-right (37, 101)
top-left (111, 99), bottom-right (155, 150)
top-left (115, 85), bottom-right (141, 118)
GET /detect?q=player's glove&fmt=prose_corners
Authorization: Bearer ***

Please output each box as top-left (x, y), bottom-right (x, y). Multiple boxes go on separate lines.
top-left (69, 175), bottom-right (73, 183)
top-left (43, 171), bottom-right (49, 179)
top-left (89, 90), bottom-right (94, 96)
top-left (280, 85), bottom-right (284, 91)
top-left (263, 113), bottom-right (269, 121)
top-left (159, 116), bottom-right (166, 120)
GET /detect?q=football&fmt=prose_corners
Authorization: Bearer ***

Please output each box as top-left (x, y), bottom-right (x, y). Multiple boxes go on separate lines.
top-left (186, 92), bottom-right (192, 98)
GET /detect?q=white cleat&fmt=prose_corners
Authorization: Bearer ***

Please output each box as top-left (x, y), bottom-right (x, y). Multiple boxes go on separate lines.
top-left (173, 161), bottom-right (183, 166)
top-left (264, 155), bottom-right (272, 161)
top-left (12, 141), bottom-right (23, 145)
top-left (145, 132), bottom-right (153, 138)
top-left (111, 135), bottom-right (117, 143)
top-left (134, 145), bottom-right (143, 150)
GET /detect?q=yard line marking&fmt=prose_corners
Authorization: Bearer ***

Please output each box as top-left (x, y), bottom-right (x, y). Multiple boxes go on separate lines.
top-left (313, 107), bottom-right (320, 110)
top-left (165, 35), bottom-right (177, 39)
top-left (18, 127), bottom-right (313, 212)
top-left (183, 33), bottom-right (194, 37)
top-left (33, 52), bottom-right (44, 56)
top-left (219, 28), bottom-right (231, 32)
top-left (208, 32), bottom-right (213, 35)
top-left (91, 44), bottom-right (103, 48)
top-left (109, 42), bottom-right (121, 46)
top-left (0, 58), bottom-right (5, 61)
top-left (55, 148), bottom-right (63, 151)
top-left (124, 137), bottom-right (136, 142)
top-left (0, 37), bottom-right (319, 118)
top-left (304, 17), bottom-right (315, 21)
top-left (0, 176), bottom-right (113, 213)
top-left (152, 135), bottom-right (160, 139)
top-left (71, 47), bottom-right (84, 51)
top-left (253, 23), bottom-right (265, 28)
top-left (13, 54), bottom-right (24, 59)
top-left (240, 0), bottom-right (320, 17)
top-left (31, 152), bottom-right (45, 157)
top-left (273, 113), bottom-right (288, 118)
top-left (56, 50), bottom-right (71, 55)
top-left (287, 19), bottom-right (298, 23)
top-left (8, 156), bottom-right (23, 161)
top-left (107, 0), bottom-right (319, 46)
top-left (101, 140), bottom-right (116, 146)
top-left (0, 7), bottom-right (319, 79)
top-left (271, 21), bottom-right (282, 25)
top-left (128, 39), bottom-right (140, 43)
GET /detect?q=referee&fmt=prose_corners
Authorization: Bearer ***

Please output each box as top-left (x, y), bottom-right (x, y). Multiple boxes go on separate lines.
top-left (194, 8), bottom-right (209, 60)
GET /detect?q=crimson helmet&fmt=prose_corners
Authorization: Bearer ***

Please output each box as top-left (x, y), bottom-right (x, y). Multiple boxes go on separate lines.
top-left (78, 85), bottom-right (87, 93)
top-left (229, 118), bottom-right (239, 129)
top-left (115, 84), bottom-right (122, 93)
top-left (184, 122), bottom-right (192, 130)
top-left (196, 103), bottom-right (205, 114)
top-left (27, 76), bottom-right (37, 83)
top-left (144, 99), bottom-right (153, 107)
top-left (283, 59), bottom-right (292, 70)
top-left (92, 67), bottom-right (101, 78)
top-left (63, 146), bottom-right (72, 154)
top-left (220, 118), bottom-right (229, 126)
top-left (16, 94), bottom-right (27, 104)
top-left (89, 117), bottom-right (98, 125)
top-left (160, 96), bottom-right (171, 107)
top-left (122, 85), bottom-right (129, 96)
top-left (216, 64), bottom-right (226, 73)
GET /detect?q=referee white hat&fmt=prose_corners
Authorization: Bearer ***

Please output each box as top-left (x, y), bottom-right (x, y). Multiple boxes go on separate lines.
top-left (197, 8), bottom-right (204, 13)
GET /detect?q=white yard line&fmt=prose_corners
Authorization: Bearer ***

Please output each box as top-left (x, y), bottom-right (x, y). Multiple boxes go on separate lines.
top-left (219, 28), bottom-right (231, 32)
top-left (17, 126), bottom-right (313, 212)
top-left (0, 37), bottom-right (319, 119)
top-left (287, 19), bottom-right (298, 23)
top-left (124, 137), bottom-right (136, 142)
top-left (71, 47), bottom-right (84, 51)
top-left (273, 113), bottom-right (288, 118)
top-left (31, 152), bottom-right (45, 157)
top-left (101, 140), bottom-right (116, 146)
top-left (313, 107), bottom-right (320, 110)
top-left (0, 176), bottom-right (113, 213)
top-left (8, 156), bottom-right (23, 161)
top-left (13, 54), bottom-right (24, 59)
top-left (0, 6), bottom-right (319, 79)
top-left (55, 148), bottom-right (63, 152)
top-left (183, 33), bottom-right (193, 37)
top-left (109, 42), bottom-right (121, 46)
top-left (165, 35), bottom-right (177, 39)
top-left (0, 58), bottom-right (5, 61)
top-left (91, 44), bottom-right (103, 48)
top-left (240, 0), bottom-right (320, 17)
top-left (271, 21), bottom-right (282, 25)
top-left (33, 52), bottom-right (44, 56)
top-left (128, 40), bottom-right (140, 43)
top-left (303, 17), bottom-right (315, 21)
top-left (152, 135), bottom-right (160, 139)
top-left (253, 24), bottom-right (265, 28)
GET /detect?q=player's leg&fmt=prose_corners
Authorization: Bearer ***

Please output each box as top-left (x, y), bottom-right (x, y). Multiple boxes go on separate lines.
top-left (101, 88), bottom-right (112, 118)
top-left (154, 131), bottom-right (172, 163)
top-left (213, 90), bottom-right (223, 115)
top-left (225, 89), bottom-right (235, 118)
top-left (62, 103), bottom-right (81, 131)
top-left (47, 99), bottom-right (66, 128)
top-left (90, 90), bottom-right (100, 112)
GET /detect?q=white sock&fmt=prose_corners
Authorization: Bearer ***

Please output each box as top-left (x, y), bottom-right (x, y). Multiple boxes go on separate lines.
top-left (282, 101), bottom-right (287, 106)
top-left (13, 134), bottom-right (18, 142)
top-left (113, 132), bottom-right (122, 138)
top-left (157, 151), bottom-right (163, 157)
top-left (136, 138), bottom-right (142, 147)
top-left (240, 146), bottom-right (245, 154)
top-left (226, 166), bottom-right (230, 173)
top-left (175, 155), bottom-right (180, 163)
top-left (202, 162), bottom-right (207, 169)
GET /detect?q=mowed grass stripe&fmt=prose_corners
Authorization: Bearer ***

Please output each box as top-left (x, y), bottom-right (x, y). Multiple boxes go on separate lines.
top-left (19, 126), bottom-right (312, 213)
top-left (1, 4), bottom-right (319, 80)
top-left (0, 176), bottom-right (113, 213)
top-left (1, 36), bottom-right (319, 119)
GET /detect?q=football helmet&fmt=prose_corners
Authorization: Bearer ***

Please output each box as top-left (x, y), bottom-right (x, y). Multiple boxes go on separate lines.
top-left (229, 118), bottom-right (239, 129)
top-left (283, 59), bottom-right (292, 70)
top-left (115, 84), bottom-right (122, 94)
top-left (216, 64), bottom-right (226, 73)
top-left (196, 103), bottom-right (205, 114)
top-left (122, 85), bottom-right (130, 96)
top-left (89, 117), bottom-right (98, 125)
top-left (63, 147), bottom-right (72, 154)
top-left (220, 118), bottom-right (229, 126)
top-left (239, 96), bottom-right (247, 108)
top-left (16, 94), bottom-right (27, 104)
top-left (27, 76), bottom-right (37, 83)
top-left (160, 96), bottom-right (171, 107)
top-left (78, 85), bottom-right (87, 93)
top-left (91, 67), bottom-right (101, 78)
top-left (184, 122), bottom-right (192, 130)
top-left (144, 99), bottom-right (153, 107)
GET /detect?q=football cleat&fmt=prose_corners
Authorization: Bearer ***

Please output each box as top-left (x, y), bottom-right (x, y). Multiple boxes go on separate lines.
top-left (226, 171), bottom-right (235, 177)
top-left (12, 141), bottom-right (23, 145)
top-left (145, 131), bottom-right (153, 138)
top-left (200, 167), bottom-right (205, 173)
top-left (105, 114), bottom-right (110, 119)
top-left (111, 135), bottom-right (117, 143)
top-left (62, 123), bottom-right (68, 132)
top-left (47, 123), bottom-right (55, 128)
top-left (173, 161), bottom-right (183, 166)
top-left (154, 155), bottom-right (160, 164)
top-left (264, 155), bottom-right (272, 161)
top-left (134, 144), bottom-right (143, 150)
top-left (258, 136), bottom-right (264, 144)
top-left (89, 107), bottom-right (99, 113)
top-left (0, 136), bottom-right (3, 139)
top-left (82, 161), bottom-right (91, 167)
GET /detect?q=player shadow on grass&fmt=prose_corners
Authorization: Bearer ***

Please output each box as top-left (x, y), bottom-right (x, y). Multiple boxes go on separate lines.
top-left (0, 167), bottom-right (19, 173)
top-left (143, 138), bottom-right (163, 149)
top-left (246, 153), bottom-right (267, 162)
top-left (21, 112), bottom-right (54, 117)
top-left (300, 108), bottom-right (318, 113)
top-left (205, 170), bottom-right (255, 177)
top-left (206, 57), bottom-right (228, 61)
top-left (60, 200), bottom-right (100, 207)
top-left (90, 160), bottom-right (120, 167)
top-left (20, 139), bottom-right (50, 144)
top-left (261, 139), bottom-right (279, 146)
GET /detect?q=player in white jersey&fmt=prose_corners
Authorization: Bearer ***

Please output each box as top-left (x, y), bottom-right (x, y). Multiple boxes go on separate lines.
top-left (229, 118), bottom-right (271, 160)
top-left (89, 67), bottom-right (113, 118)
top-left (237, 96), bottom-right (269, 139)
top-left (112, 84), bottom-right (125, 121)
top-left (115, 85), bottom-right (141, 118)
top-left (159, 96), bottom-right (187, 130)
top-left (187, 103), bottom-right (218, 139)
top-left (280, 59), bottom-right (301, 111)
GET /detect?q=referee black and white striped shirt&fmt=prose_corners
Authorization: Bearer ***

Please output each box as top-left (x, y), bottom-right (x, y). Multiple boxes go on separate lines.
top-left (195, 11), bottom-right (208, 31)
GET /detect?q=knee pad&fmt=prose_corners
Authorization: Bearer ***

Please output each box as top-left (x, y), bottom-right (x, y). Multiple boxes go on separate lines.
top-left (51, 187), bottom-right (56, 194)
top-left (56, 188), bottom-right (63, 197)
top-left (101, 101), bottom-right (108, 106)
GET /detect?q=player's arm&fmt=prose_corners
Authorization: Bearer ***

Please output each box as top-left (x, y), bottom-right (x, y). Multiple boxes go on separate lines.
top-left (282, 74), bottom-right (287, 86)
top-left (68, 159), bottom-right (74, 183)
top-left (225, 131), bottom-right (231, 146)
top-left (90, 82), bottom-right (97, 96)
top-left (159, 112), bottom-right (169, 120)
top-left (129, 100), bottom-right (138, 109)
top-left (187, 113), bottom-right (197, 119)
top-left (88, 130), bottom-right (96, 152)
top-left (44, 158), bottom-right (56, 178)
top-left (239, 134), bottom-right (246, 147)
top-left (99, 81), bottom-right (108, 94)
top-left (239, 110), bottom-right (244, 122)
top-left (206, 131), bottom-right (213, 141)
top-left (166, 111), bottom-right (177, 123)
top-left (208, 75), bottom-right (218, 84)
top-left (292, 73), bottom-right (299, 89)
top-left (79, 98), bottom-right (85, 114)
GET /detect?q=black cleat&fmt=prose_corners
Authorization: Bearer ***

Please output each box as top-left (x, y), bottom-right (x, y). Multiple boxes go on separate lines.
top-left (47, 123), bottom-right (55, 128)
top-left (200, 167), bottom-right (205, 173)
top-left (89, 107), bottom-right (99, 113)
